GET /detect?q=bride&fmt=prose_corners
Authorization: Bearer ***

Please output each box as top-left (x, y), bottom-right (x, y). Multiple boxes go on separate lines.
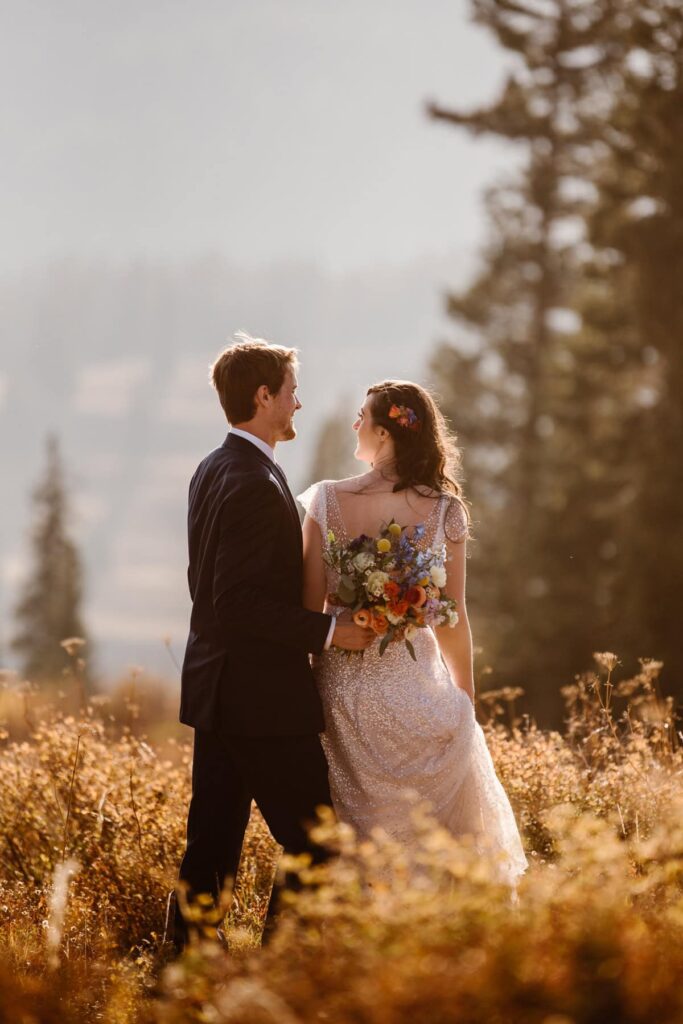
top-left (297, 380), bottom-right (528, 885)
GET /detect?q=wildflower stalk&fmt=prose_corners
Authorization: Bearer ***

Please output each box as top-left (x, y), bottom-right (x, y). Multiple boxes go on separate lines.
top-left (129, 762), bottom-right (145, 862)
top-left (61, 733), bottom-right (82, 861)
top-left (592, 658), bottom-right (659, 802)
top-left (163, 635), bottom-right (182, 675)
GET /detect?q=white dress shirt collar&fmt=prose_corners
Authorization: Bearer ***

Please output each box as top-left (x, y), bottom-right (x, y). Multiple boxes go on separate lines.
top-left (229, 427), bottom-right (276, 464)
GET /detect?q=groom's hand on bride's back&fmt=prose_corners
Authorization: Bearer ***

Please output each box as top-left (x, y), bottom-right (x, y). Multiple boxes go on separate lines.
top-left (332, 611), bottom-right (375, 651)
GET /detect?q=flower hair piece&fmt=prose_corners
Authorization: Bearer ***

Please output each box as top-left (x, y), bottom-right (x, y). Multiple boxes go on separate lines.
top-left (388, 403), bottom-right (420, 431)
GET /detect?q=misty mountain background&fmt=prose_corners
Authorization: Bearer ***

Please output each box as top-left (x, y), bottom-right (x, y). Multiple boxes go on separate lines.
top-left (1, 0), bottom-right (515, 683)
top-left (0, 252), bottom-right (472, 678)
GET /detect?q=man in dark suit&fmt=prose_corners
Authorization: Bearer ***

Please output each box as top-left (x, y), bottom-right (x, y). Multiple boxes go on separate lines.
top-left (172, 332), bottom-right (373, 949)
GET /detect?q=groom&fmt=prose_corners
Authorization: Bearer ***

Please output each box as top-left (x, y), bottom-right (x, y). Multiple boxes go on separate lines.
top-left (172, 332), bottom-right (373, 949)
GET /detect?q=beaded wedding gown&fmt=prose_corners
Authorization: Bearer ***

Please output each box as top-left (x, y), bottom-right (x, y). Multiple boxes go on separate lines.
top-left (298, 480), bottom-right (528, 886)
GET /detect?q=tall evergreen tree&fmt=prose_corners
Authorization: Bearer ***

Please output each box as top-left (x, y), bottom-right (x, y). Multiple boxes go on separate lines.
top-left (427, 0), bottom-right (638, 721)
top-left (12, 435), bottom-right (89, 683)
top-left (578, 0), bottom-right (683, 692)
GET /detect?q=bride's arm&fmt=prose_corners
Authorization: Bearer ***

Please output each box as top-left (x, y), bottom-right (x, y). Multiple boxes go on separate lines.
top-left (302, 513), bottom-right (327, 613)
top-left (302, 512), bottom-right (375, 653)
top-left (433, 537), bottom-right (475, 706)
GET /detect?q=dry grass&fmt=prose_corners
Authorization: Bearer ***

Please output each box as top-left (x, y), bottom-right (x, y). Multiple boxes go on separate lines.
top-left (0, 653), bottom-right (681, 1023)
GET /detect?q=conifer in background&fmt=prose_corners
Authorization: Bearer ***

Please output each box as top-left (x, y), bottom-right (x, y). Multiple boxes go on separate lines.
top-left (12, 435), bottom-right (89, 684)
top-left (579, 0), bottom-right (683, 696)
top-left (427, 0), bottom-right (656, 720)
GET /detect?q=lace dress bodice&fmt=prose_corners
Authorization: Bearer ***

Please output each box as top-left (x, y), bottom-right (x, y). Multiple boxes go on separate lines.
top-left (299, 480), bottom-right (468, 623)
top-left (296, 480), bottom-right (528, 887)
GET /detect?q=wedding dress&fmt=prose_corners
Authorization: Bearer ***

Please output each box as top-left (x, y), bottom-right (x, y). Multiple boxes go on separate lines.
top-left (297, 480), bottom-right (528, 886)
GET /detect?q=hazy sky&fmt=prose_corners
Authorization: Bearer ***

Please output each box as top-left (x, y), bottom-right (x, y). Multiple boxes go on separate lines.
top-left (1, 0), bottom-right (513, 277)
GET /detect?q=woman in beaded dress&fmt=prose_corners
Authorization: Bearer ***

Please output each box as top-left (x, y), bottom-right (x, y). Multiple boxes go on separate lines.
top-left (297, 380), bottom-right (528, 886)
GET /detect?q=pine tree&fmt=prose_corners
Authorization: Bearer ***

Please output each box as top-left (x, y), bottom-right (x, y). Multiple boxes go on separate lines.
top-left (12, 435), bottom-right (89, 684)
top-left (427, 0), bottom-right (636, 721)
top-left (578, 0), bottom-right (683, 692)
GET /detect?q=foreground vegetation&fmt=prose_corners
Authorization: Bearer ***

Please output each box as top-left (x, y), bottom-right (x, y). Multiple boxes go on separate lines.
top-left (0, 653), bottom-right (681, 1023)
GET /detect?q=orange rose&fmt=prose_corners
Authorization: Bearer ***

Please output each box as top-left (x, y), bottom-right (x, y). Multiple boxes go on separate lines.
top-left (383, 581), bottom-right (401, 601)
top-left (370, 613), bottom-right (389, 636)
top-left (353, 609), bottom-right (372, 628)
top-left (388, 599), bottom-right (410, 618)
top-left (405, 585), bottom-right (427, 608)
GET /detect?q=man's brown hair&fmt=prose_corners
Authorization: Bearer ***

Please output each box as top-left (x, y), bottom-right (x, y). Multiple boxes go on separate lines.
top-left (210, 331), bottom-right (299, 424)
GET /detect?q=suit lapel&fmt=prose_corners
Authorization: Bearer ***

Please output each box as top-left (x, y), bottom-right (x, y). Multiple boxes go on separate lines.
top-left (224, 433), bottom-right (302, 548)
top-left (270, 462), bottom-right (303, 555)
top-left (270, 462), bottom-right (299, 519)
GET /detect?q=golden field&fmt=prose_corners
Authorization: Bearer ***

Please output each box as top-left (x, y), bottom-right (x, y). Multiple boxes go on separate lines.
top-left (0, 653), bottom-right (681, 1024)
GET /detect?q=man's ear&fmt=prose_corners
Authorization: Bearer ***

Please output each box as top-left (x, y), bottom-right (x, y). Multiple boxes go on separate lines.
top-left (254, 383), bottom-right (271, 409)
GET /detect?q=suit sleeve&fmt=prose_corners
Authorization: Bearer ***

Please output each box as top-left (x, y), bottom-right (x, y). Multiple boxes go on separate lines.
top-left (186, 470), bottom-right (198, 602)
top-left (213, 478), bottom-right (333, 654)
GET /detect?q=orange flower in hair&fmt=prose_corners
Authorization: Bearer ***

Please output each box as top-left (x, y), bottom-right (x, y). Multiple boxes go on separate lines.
top-left (388, 403), bottom-right (420, 431)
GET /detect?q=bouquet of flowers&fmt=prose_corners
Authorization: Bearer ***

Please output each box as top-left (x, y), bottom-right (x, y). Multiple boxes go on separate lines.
top-left (324, 520), bottom-right (459, 660)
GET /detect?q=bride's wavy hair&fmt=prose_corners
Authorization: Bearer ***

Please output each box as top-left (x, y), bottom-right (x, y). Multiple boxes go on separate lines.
top-left (366, 379), bottom-right (472, 535)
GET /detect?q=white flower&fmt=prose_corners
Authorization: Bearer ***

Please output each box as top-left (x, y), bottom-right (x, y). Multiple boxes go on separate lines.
top-left (447, 608), bottom-right (459, 627)
top-left (352, 552), bottom-right (375, 572)
top-left (430, 565), bottom-right (447, 589)
top-left (386, 609), bottom-right (404, 625)
top-left (405, 623), bottom-right (419, 641)
top-left (366, 571), bottom-right (390, 597)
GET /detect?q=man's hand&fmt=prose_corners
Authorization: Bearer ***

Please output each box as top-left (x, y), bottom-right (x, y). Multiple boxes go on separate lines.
top-left (332, 610), bottom-right (375, 651)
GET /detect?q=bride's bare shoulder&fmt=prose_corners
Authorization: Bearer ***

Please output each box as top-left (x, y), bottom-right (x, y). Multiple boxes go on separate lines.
top-left (413, 485), bottom-right (444, 500)
top-left (329, 473), bottom-right (373, 494)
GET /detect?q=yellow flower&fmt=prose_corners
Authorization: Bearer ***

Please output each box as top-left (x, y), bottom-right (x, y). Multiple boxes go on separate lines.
top-left (419, 576), bottom-right (430, 587)
top-left (327, 530), bottom-right (336, 543)
top-left (388, 523), bottom-right (402, 537)
top-left (377, 538), bottom-right (392, 553)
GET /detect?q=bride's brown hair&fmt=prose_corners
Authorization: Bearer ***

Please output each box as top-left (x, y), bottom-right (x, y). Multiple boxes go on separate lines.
top-left (366, 380), bottom-right (472, 537)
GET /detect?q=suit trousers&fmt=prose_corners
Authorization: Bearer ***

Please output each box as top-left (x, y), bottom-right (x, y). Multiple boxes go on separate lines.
top-left (173, 727), bottom-right (333, 948)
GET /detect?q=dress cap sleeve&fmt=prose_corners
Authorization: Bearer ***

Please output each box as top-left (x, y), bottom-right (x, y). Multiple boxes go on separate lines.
top-left (296, 480), bottom-right (328, 528)
top-left (444, 496), bottom-right (469, 543)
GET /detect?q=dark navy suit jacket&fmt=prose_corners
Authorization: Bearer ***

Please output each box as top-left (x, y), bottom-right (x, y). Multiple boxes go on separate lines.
top-left (179, 432), bottom-right (332, 736)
